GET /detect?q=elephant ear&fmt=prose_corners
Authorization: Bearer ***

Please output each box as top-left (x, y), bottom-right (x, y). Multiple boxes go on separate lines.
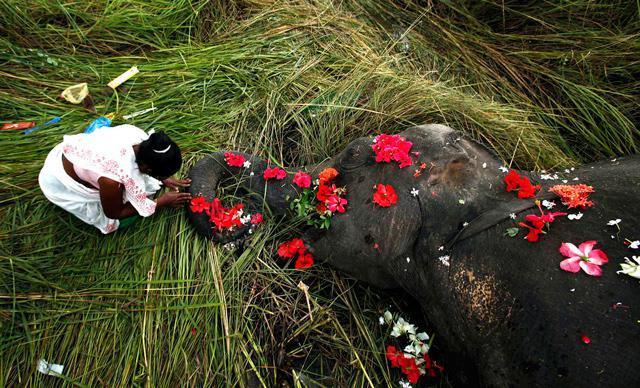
top-left (428, 154), bottom-right (476, 187)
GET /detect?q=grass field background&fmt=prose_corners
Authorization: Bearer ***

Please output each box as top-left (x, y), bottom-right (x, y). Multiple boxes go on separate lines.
top-left (1, 1), bottom-right (638, 386)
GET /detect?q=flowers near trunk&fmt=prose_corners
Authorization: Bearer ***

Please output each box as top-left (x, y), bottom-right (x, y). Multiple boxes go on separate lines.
top-left (504, 170), bottom-right (541, 199)
top-left (263, 166), bottom-right (287, 181)
top-left (277, 237), bottom-right (314, 269)
top-left (371, 134), bottom-right (413, 168)
top-left (189, 196), bottom-right (263, 232)
top-left (559, 240), bottom-right (608, 277)
top-left (224, 152), bottom-right (246, 168)
top-left (380, 310), bottom-right (443, 386)
top-left (290, 167), bottom-right (347, 229)
top-left (373, 184), bottom-right (398, 207)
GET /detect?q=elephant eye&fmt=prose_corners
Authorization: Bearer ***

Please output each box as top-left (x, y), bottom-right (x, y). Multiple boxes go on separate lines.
top-left (339, 144), bottom-right (369, 170)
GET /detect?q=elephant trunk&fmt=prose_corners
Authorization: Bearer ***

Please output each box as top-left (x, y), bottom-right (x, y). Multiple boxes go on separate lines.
top-left (187, 151), bottom-right (302, 241)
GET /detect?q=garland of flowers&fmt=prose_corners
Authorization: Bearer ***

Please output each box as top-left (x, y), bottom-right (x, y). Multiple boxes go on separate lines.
top-left (380, 310), bottom-right (443, 386)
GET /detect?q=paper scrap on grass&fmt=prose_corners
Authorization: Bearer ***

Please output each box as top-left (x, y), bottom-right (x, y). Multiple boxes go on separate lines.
top-left (123, 107), bottom-right (157, 120)
top-left (60, 83), bottom-right (89, 104)
top-left (37, 359), bottom-right (64, 377)
top-left (108, 66), bottom-right (139, 89)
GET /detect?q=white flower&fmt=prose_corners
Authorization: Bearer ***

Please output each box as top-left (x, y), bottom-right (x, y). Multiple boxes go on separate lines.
top-left (567, 212), bottom-right (583, 220)
top-left (411, 188), bottom-right (419, 197)
top-left (573, 177), bottom-right (579, 181)
top-left (462, 222), bottom-right (469, 227)
top-left (564, 169), bottom-right (570, 173)
top-left (438, 255), bottom-right (450, 267)
top-left (415, 332), bottom-right (429, 341)
top-left (541, 200), bottom-right (555, 209)
top-left (438, 246), bottom-right (444, 251)
top-left (390, 317), bottom-right (416, 337)
top-left (399, 380), bottom-right (411, 388)
top-left (617, 256), bottom-right (640, 279)
top-left (249, 171), bottom-right (255, 176)
top-left (509, 213), bottom-right (517, 220)
top-left (499, 166), bottom-right (509, 173)
top-left (540, 174), bottom-right (554, 180)
top-left (571, 167), bottom-right (575, 171)
top-left (243, 160), bottom-right (251, 168)
top-left (379, 316), bottom-right (385, 325)
top-left (562, 179), bottom-right (568, 183)
top-left (240, 214), bottom-right (251, 225)
top-left (482, 162), bottom-right (487, 169)
top-left (384, 310), bottom-right (393, 324)
top-left (629, 240), bottom-right (640, 249)
top-left (406, 257), bottom-right (411, 263)
top-left (607, 219), bottom-right (621, 226)
top-left (458, 199), bottom-right (465, 205)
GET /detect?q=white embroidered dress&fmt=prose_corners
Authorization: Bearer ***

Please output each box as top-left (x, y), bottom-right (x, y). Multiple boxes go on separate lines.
top-left (39, 124), bottom-right (162, 234)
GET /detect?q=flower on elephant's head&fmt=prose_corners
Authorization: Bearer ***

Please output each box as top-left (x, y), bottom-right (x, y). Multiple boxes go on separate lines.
top-left (295, 252), bottom-right (314, 269)
top-left (549, 184), bottom-right (595, 208)
top-left (385, 345), bottom-right (403, 368)
top-left (559, 240), bottom-right (609, 277)
top-left (250, 213), bottom-right (263, 225)
top-left (316, 183), bottom-right (336, 202)
top-left (318, 167), bottom-right (339, 183)
top-left (224, 152), bottom-right (246, 167)
top-left (326, 194), bottom-right (347, 213)
top-left (371, 134), bottom-right (413, 168)
top-left (293, 171), bottom-right (312, 188)
top-left (504, 170), bottom-right (541, 199)
top-left (264, 167), bottom-right (287, 181)
top-left (373, 184), bottom-right (398, 207)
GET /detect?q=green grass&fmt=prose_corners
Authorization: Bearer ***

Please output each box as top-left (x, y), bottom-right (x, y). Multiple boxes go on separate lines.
top-left (1, 0), bottom-right (638, 386)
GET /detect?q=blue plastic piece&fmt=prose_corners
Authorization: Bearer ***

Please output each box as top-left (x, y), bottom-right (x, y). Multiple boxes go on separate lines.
top-left (84, 116), bottom-right (112, 134)
top-left (23, 116), bottom-right (61, 135)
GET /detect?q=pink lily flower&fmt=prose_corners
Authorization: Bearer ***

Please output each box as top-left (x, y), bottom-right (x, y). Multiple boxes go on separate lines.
top-left (559, 240), bottom-right (608, 277)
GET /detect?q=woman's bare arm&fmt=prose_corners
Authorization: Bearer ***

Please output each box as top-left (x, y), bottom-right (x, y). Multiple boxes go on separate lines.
top-left (98, 177), bottom-right (139, 219)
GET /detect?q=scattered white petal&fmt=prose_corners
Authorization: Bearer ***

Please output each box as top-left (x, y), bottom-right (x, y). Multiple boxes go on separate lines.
top-left (249, 171), bottom-right (255, 176)
top-left (541, 200), bottom-right (556, 209)
top-left (630, 240), bottom-right (640, 249)
top-left (570, 288), bottom-right (575, 292)
top-left (463, 222), bottom-right (469, 227)
top-left (458, 199), bottom-right (465, 205)
top-left (399, 380), bottom-right (412, 388)
top-left (438, 255), bottom-right (450, 267)
top-left (540, 174), bottom-right (555, 180)
top-left (564, 169), bottom-right (570, 173)
top-left (406, 257), bottom-right (411, 263)
top-left (562, 179), bottom-right (568, 183)
top-left (611, 235), bottom-right (615, 239)
top-left (573, 177), bottom-right (579, 181)
top-left (243, 160), bottom-right (251, 168)
top-left (384, 310), bottom-right (393, 323)
top-left (509, 213), bottom-right (517, 220)
top-left (567, 212), bottom-right (583, 220)
top-left (570, 167), bottom-right (575, 171)
top-left (411, 188), bottom-right (419, 197)
top-left (607, 219), bottom-right (622, 226)
top-left (379, 316), bottom-right (385, 325)
top-left (438, 245), bottom-right (444, 251)
top-left (617, 256), bottom-right (640, 279)
top-left (499, 166), bottom-right (509, 173)
top-left (611, 158), bottom-right (617, 162)
top-left (482, 162), bottom-right (487, 169)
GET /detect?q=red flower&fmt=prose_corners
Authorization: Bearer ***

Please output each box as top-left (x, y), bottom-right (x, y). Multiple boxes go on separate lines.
top-left (208, 199), bottom-right (244, 231)
top-left (318, 167), bottom-right (339, 183)
top-left (224, 152), bottom-right (245, 167)
top-left (316, 203), bottom-right (328, 214)
top-left (385, 345), bottom-right (402, 368)
top-left (327, 194), bottom-right (347, 213)
top-left (295, 252), bottom-right (314, 269)
top-left (504, 170), bottom-right (541, 198)
top-left (190, 196), bottom-right (210, 213)
top-left (504, 170), bottom-right (520, 192)
top-left (524, 211), bottom-right (567, 230)
top-left (517, 177), bottom-right (541, 199)
top-left (277, 238), bottom-right (307, 259)
top-left (316, 183), bottom-right (335, 202)
top-left (293, 171), bottom-right (312, 188)
top-left (250, 213), bottom-right (263, 225)
top-left (518, 222), bottom-right (543, 242)
top-left (371, 134), bottom-right (413, 168)
top-left (373, 184), bottom-right (398, 207)
top-left (398, 355), bottom-right (421, 384)
top-left (549, 184), bottom-right (594, 208)
top-left (264, 167), bottom-right (287, 180)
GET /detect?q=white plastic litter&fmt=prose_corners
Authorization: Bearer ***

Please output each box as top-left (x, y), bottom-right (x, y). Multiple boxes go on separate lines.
top-left (37, 359), bottom-right (64, 376)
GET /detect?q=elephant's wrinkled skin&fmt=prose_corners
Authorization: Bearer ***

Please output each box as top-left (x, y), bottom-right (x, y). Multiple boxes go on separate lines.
top-left (188, 125), bottom-right (640, 386)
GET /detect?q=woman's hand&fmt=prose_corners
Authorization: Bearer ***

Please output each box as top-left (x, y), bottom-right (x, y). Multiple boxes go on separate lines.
top-left (162, 177), bottom-right (191, 191)
top-left (157, 191), bottom-right (192, 208)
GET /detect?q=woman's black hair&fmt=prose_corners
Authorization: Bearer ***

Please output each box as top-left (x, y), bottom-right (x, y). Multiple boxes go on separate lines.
top-left (137, 131), bottom-right (182, 178)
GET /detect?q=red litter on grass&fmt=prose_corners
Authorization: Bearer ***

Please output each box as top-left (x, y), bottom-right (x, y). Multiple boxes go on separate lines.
top-left (581, 334), bottom-right (591, 344)
top-left (2, 122), bottom-right (35, 131)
